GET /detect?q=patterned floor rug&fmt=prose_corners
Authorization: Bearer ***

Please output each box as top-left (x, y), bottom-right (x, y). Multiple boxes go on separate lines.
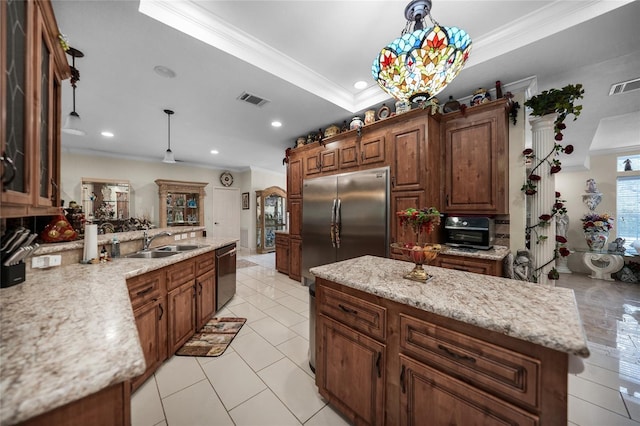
top-left (237, 259), bottom-right (259, 269)
top-left (175, 317), bottom-right (247, 357)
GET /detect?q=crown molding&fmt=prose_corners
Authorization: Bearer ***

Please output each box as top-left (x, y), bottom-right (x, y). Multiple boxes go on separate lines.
top-left (139, 0), bottom-right (633, 113)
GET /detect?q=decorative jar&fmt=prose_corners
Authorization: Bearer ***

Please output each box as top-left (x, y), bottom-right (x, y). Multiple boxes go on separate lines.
top-left (350, 116), bottom-right (364, 130)
top-left (364, 110), bottom-right (376, 125)
top-left (584, 229), bottom-right (609, 251)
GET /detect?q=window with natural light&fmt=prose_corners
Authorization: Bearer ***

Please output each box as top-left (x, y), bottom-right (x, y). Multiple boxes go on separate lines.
top-left (616, 154), bottom-right (640, 253)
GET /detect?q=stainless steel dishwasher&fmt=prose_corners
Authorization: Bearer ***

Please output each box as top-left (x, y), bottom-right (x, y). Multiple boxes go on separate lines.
top-left (215, 243), bottom-right (237, 311)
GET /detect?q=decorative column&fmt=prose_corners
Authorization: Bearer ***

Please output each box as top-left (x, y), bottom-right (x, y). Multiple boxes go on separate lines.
top-left (529, 114), bottom-right (557, 286)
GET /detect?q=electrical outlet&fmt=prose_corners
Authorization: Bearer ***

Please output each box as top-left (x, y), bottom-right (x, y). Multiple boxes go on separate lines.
top-left (49, 255), bottom-right (62, 266)
top-left (32, 256), bottom-right (47, 268)
top-left (181, 234), bottom-right (188, 240)
top-left (174, 234), bottom-right (181, 241)
top-left (190, 232), bottom-right (195, 238)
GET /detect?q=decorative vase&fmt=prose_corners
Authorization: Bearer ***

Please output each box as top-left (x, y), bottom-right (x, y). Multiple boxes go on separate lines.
top-left (390, 242), bottom-right (441, 282)
top-left (584, 229), bottom-right (609, 251)
top-left (350, 116), bottom-right (364, 130)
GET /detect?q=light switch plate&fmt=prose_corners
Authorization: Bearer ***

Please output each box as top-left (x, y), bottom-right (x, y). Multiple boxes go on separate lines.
top-left (190, 232), bottom-right (195, 238)
top-left (181, 234), bottom-right (188, 240)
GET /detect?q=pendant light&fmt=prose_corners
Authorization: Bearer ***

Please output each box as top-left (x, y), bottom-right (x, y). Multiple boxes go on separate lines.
top-left (372, 0), bottom-right (472, 104)
top-left (62, 47), bottom-right (86, 136)
top-left (162, 109), bottom-right (176, 163)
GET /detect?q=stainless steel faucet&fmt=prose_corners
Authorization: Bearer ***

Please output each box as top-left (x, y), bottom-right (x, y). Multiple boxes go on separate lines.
top-left (143, 231), bottom-right (172, 250)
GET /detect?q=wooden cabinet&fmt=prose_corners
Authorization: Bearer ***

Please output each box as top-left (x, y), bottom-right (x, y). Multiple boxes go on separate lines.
top-left (1, 0), bottom-right (71, 218)
top-left (442, 99), bottom-right (509, 214)
top-left (275, 232), bottom-right (289, 274)
top-left (316, 284), bottom-right (387, 425)
top-left (435, 253), bottom-right (503, 277)
top-left (126, 270), bottom-right (167, 392)
top-left (196, 268), bottom-right (216, 330)
top-left (289, 237), bottom-right (302, 281)
top-left (287, 154), bottom-right (303, 201)
top-left (338, 132), bottom-right (387, 171)
top-left (256, 186), bottom-right (287, 254)
top-left (126, 252), bottom-right (215, 391)
top-left (303, 145), bottom-right (338, 178)
top-left (315, 278), bottom-right (569, 425)
top-left (317, 315), bottom-right (386, 426)
top-left (167, 280), bottom-right (197, 354)
top-left (390, 124), bottom-right (425, 192)
top-left (155, 179), bottom-right (207, 227)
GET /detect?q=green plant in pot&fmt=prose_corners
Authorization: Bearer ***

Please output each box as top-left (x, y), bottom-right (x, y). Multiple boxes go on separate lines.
top-left (521, 83), bottom-right (584, 282)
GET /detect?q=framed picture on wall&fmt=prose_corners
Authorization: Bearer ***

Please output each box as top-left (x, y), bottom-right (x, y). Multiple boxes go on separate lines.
top-left (242, 192), bottom-right (249, 210)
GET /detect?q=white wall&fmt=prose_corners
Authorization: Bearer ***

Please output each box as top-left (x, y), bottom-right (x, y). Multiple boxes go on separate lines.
top-left (60, 152), bottom-right (246, 237)
top-left (508, 92), bottom-right (527, 253)
top-left (555, 148), bottom-right (640, 273)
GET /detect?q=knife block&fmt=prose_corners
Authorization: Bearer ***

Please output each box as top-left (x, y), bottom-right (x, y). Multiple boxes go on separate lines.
top-left (1, 262), bottom-right (25, 288)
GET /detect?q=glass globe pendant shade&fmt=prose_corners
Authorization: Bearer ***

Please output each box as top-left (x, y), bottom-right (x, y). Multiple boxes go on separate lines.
top-left (372, 0), bottom-right (472, 103)
top-left (62, 111), bottom-right (86, 136)
top-left (163, 148), bottom-right (176, 164)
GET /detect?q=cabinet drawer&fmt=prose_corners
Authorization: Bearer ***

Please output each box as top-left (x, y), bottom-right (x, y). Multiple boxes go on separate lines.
top-left (166, 259), bottom-right (196, 291)
top-left (318, 285), bottom-right (386, 341)
top-left (195, 252), bottom-right (215, 275)
top-left (127, 270), bottom-right (164, 310)
top-left (437, 254), bottom-right (501, 276)
top-left (400, 314), bottom-right (540, 409)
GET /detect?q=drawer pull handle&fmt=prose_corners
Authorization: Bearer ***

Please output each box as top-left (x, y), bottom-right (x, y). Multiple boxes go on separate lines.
top-left (400, 365), bottom-right (406, 393)
top-left (376, 352), bottom-right (382, 378)
top-left (158, 302), bottom-right (164, 320)
top-left (453, 267), bottom-right (468, 272)
top-left (338, 304), bottom-right (357, 315)
top-left (438, 344), bottom-right (476, 364)
top-left (136, 286), bottom-right (154, 297)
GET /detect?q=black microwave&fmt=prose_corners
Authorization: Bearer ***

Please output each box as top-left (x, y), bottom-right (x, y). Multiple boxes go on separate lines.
top-left (444, 216), bottom-right (495, 250)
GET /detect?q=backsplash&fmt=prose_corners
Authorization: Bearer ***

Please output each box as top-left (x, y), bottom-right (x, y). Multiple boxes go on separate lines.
top-left (494, 215), bottom-right (510, 247)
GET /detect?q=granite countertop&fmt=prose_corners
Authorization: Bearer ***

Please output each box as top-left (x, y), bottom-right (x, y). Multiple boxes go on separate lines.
top-left (0, 236), bottom-right (237, 426)
top-left (310, 255), bottom-right (589, 358)
top-left (439, 244), bottom-right (510, 261)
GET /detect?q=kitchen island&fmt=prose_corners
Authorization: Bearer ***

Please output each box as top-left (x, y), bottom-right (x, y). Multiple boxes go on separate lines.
top-left (310, 255), bottom-right (589, 425)
top-left (0, 235), bottom-right (237, 426)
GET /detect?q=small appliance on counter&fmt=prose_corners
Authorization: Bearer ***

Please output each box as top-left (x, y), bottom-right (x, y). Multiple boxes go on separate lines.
top-left (444, 216), bottom-right (495, 250)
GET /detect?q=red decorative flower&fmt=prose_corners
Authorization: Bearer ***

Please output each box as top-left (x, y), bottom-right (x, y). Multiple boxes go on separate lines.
top-left (528, 174), bottom-right (541, 181)
top-left (564, 144), bottom-right (574, 154)
top-left (558, 247), bottom-right (570, 257)
top-left (522, 148), bottom-right (533, 155)
top-left (548, 268), bottom-right (560, 280)
top-left (555, 191), bottom-right (561, 198)
top-left (525, 189), bottom-right (537, 195)
top-left (556, 235), bottom-right (567, 244)
top-left (555, 133), bottom-right (563, 141)
top-left (539, 214), bottom-right (552, 221)
top-left (557, 123), bottom-right (567, 130)
top-left (550, 165), bottom-right (561, 174)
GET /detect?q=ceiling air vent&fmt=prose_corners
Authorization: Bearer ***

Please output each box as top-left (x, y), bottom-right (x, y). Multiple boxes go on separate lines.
top-left (609, 77), bottom-right (640, 96)
top-left (237, 92), bottom-right (270, 107)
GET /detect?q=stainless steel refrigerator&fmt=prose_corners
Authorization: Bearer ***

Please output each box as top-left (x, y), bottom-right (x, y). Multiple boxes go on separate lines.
top-left (301, 167), bottom-right (389, 285)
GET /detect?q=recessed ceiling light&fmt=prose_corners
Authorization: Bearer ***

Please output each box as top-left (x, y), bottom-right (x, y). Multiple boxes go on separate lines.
top-left (153, 65), bottom-right (176, 78)
top-left (354, 81), bottom-right (368, 89)
top-left (271, 121), bottom-right (282, 127)
top-left (101, 131), bottom-right (114, 137)
top-left (210, 150), bottom-right (219, 155)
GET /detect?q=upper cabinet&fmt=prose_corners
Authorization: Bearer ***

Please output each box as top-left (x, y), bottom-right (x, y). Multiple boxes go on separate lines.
top-left (442, 99), bottom-right (509, 215)
top-left (256, 186), bottom-right (286, 254)
top-left (155, 179), bottom-right (207, 228)
top-left (1, 0), bottom-right (71, 218)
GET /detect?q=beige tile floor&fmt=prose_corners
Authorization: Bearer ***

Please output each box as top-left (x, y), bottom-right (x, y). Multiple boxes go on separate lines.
top-left (132, 251), bottom-right (640, 426)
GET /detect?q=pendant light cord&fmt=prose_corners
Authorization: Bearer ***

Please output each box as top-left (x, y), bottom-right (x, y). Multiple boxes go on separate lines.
top-left (167, 112), bottom-right (171, 150)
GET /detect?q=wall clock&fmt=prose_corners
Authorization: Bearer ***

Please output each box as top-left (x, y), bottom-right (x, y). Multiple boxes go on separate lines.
top-left (220, 172), bottom-right (233, 187)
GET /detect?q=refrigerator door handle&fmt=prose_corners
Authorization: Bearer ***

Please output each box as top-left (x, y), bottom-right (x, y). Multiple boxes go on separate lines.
top-left (336, 198), bottom-right (342, 248)
top-left (330, 198), bottom-right (337, 247)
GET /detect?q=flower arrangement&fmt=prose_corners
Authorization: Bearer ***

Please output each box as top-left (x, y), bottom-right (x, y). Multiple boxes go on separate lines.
top-left (581, 213), bottom-right (614, 232)
top-left (396, 207), bottom-right (441, 236)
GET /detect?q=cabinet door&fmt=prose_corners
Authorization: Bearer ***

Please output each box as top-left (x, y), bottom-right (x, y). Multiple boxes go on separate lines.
top-left (196, 269), bottom-right (216, 330)
top-left (287, 155), bottom-right (303, 199)
top-left (360, 134), bottom-right (386, 166)
top-left (304, 151), bottom-right (322, 177)
top-left (319, 148), bottom-right (338, 174)
top-left (317, 315), bottom-right (385, 426)
top-left (288, 237), bottom-right (302, 282)
top-left (275, 234), bottom-right (290, 274)
top-left (168, 281), bottom-right (197, 354)
top-left (289, 199), bottom-right (302, 238)
top-left (338, 139), bottom-right (359, 170)
top-left (443, 102), bottom-right (508, 214)
top-left (390, 191), bottom-right (439, 259)
top-left (399, 354), bottom-right (538, 426)
top-left (132, 297), bottom-right (167, 392)
top-left (391, 124), bottom-right (424, 191)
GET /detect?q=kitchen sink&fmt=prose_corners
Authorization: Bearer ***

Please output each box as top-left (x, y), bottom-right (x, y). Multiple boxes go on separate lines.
top-left (125, 250), bottom-right (179, 259)
top-left (154, 244), bottom-right (206, 252)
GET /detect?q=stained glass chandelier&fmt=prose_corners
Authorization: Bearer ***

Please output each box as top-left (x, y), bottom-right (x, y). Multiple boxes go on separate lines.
top-left (372, 0), bottom-right (472, 104)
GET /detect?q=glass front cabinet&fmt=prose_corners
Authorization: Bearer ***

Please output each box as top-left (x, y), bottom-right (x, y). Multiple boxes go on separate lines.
top-left (256, 186), bottom-right (287, 254)
top-left (155, 179), bottom-right (207, 227)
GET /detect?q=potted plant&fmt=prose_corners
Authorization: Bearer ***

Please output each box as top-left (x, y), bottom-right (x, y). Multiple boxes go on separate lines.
top-left (521, 84), bottom-right (584, 282)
